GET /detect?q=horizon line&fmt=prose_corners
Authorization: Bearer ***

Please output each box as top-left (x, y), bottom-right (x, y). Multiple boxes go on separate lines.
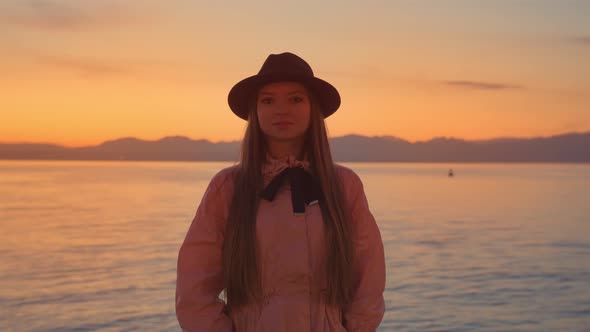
top-left (1, 130), bottom-right (589, 148)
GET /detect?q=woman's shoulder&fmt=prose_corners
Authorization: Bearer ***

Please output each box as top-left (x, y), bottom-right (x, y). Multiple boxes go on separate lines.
top-left (333, 163), bottom-right (366, 205)
top-left (333, 163), bottom-right (363, 187)
top-left (207, 164), bottom-right (240, 194)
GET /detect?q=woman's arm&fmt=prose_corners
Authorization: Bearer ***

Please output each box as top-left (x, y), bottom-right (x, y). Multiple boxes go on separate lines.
top-left (342, 169), bottom-right (386, 332)
top-left (176, 169), bottom-right (234, 332)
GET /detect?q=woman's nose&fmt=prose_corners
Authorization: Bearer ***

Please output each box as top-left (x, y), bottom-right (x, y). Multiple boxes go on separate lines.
top-left (273, 101), bottom-right (289, 114)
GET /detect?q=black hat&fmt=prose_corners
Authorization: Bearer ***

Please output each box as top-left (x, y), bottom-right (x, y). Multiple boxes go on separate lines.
top-left (228, 52), bottom-right (341, 120)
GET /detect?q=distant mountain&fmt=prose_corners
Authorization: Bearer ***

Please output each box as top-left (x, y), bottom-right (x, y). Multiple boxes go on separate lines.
top-left (331, 132), bottom-right (590, 162)
top-left (1, 132), bottom-right (588, 162)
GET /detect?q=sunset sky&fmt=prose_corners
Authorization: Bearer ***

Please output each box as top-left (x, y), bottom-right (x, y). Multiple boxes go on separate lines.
top-left (1, 0), bottom-right (588, 147)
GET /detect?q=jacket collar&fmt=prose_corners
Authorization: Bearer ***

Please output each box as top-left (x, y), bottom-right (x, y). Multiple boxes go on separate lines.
top-left (262, 152), bottom-right (311, 180)
top-left (260, 152), bottom-right (320, 214)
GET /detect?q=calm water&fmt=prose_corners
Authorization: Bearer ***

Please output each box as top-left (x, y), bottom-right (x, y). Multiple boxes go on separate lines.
top-left (1, 161), bottom-right (589, 332)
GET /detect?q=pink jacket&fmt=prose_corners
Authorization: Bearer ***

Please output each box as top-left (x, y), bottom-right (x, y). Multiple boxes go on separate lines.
top-left (176, 156), bottom-right (386, 331)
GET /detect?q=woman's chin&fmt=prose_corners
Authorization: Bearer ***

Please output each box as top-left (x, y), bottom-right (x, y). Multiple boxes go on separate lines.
top-left (267, 132), bottom-right (305, 142)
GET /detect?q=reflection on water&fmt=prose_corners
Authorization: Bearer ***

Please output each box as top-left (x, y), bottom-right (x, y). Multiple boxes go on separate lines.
top-left (1, 161), bottom-right (589, 331)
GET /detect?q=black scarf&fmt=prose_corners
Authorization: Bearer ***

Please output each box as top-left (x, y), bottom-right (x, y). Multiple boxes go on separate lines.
top-left (259, 166), bottom-right (322, 214)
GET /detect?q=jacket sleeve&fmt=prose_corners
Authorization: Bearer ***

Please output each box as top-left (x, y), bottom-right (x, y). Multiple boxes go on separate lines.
top-left (343, 171), bottom-right (386, 332)
top-left (176, 170), bottom-right (233, 332)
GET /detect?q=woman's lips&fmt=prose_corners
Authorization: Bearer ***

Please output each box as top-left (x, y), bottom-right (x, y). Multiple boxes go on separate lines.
top-left (272, 121), bottom-right (293, 127)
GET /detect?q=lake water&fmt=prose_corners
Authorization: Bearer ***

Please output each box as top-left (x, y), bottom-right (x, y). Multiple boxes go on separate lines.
top-left (1, 161), bottom-right (589, 331)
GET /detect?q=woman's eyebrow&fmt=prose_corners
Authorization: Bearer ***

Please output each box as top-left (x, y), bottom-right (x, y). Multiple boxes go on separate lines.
top-left (287, 90), bottom-right (306, 95)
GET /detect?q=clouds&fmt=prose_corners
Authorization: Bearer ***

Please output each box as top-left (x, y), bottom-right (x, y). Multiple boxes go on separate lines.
top-left (0, 0), bottom-right (143, 30)
top-left (33, 53), bottom-right (179, 79)
top-left (442, 80), bottom-right (523, 91)
top-left (25, 52), bottom-right (202, 84)
top-left (573, 36), bottom-right (590, 47)
top-left (325, 67), bottom-right (525, 93)
top-left (35, 54), bottom-right (134, 77)
top-left (0, 1), bottom-right (171, 80)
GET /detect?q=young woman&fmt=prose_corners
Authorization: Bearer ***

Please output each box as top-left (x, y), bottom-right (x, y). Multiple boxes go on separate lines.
top-left (176, 52), bottom-right (385, 331)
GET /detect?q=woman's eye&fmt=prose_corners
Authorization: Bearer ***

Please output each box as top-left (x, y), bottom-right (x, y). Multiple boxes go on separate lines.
top-left (291, 96), bottom-right (304, 103)
top-left (259, 97), bottom-right (272, 104)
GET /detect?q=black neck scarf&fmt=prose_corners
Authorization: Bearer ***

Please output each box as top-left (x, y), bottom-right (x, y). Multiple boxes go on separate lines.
top-left (260, 166), bottom-right (322, 215)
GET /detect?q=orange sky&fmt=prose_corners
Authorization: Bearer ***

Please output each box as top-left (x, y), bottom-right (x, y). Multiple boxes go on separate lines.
top-left (1, 1), bottom-right (589, 147)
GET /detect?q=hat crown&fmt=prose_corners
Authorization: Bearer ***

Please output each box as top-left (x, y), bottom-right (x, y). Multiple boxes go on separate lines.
top-left (258, 52), bottom-right (314, 77)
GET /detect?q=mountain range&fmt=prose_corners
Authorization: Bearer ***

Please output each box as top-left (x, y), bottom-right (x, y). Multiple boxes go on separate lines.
top-left (1, 132), bottom-right (588, 162)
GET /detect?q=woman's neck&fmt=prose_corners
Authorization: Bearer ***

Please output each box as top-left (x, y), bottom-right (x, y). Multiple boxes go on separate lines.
top-left (266, 140), bottom-right (304, 160)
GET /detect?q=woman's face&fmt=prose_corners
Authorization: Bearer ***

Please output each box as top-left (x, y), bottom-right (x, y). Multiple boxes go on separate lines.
top-left (256, 81), bottom-right (311, 144)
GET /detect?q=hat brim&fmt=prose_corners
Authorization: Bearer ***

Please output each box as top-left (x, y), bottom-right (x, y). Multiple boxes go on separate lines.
top-left (228, 74), bottom-right (341, 120)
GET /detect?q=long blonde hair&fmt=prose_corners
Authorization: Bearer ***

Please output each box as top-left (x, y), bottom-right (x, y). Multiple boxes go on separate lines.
top-left (222, 89), bottom-right (353, 310)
